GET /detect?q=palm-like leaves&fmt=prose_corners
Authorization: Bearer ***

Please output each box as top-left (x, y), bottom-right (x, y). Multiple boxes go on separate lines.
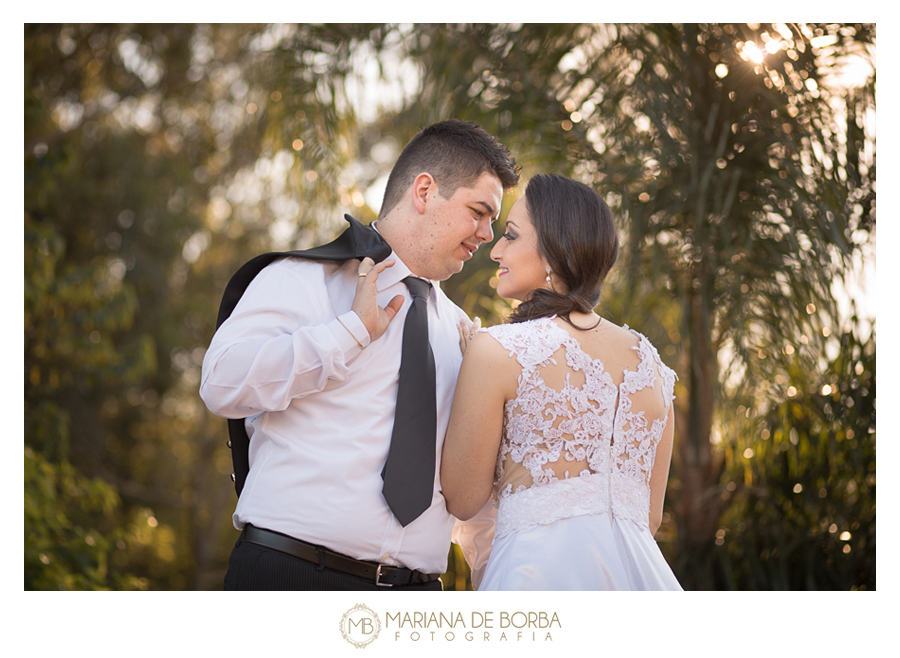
top-left (550, 24), bottom-right (874, 565)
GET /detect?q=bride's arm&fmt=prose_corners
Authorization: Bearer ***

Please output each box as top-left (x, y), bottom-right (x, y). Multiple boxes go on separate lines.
top-left (441, 332), bottom-right (516, 520)
top-left (648, 405), bottom-right (676, 537)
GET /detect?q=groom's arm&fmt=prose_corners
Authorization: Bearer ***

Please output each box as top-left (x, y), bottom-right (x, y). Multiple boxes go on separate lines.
top-left (200, 260), bottom-right (366, 419)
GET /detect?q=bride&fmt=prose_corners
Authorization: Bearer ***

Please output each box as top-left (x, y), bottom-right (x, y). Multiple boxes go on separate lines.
top-left (442, 173), bottom-right (683, 591)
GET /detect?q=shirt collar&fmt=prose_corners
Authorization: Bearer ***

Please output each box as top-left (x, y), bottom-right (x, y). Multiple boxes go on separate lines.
top-left (371, 222), bottom-right (443, 317)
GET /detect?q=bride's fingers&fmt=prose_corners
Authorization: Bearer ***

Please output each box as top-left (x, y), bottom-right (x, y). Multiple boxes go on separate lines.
top-left (458, 321), bottom-right (469, 354)
top-left (457, 317), bottom-right (482, 355)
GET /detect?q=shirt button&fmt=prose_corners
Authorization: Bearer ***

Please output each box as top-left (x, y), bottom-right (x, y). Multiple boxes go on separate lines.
top-left (381, 553), bottom-right (391, 562)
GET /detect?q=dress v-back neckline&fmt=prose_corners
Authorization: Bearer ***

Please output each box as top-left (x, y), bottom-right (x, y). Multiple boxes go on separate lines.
top-left (536, 316), bottom-right (647, 389)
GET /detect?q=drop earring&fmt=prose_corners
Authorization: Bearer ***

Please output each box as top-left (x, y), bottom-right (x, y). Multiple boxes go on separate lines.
top-left (545, 267), bottom-right (552, 285)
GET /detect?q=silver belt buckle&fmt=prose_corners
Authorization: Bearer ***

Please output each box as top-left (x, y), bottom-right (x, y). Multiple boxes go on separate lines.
top-left (375, 564), bottom-right (393, 587)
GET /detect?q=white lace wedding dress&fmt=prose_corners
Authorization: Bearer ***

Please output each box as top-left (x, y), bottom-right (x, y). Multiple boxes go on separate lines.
top-left (452, 317), bottom-right (683, 590)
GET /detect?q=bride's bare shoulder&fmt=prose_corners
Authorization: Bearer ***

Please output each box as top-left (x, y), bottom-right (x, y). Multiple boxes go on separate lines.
top-left (465, 326), bottom-right (520, 362)
top-left (597, 319), bottom-right (642, 345)
top-left (459, 329), bottom-right (521, 400)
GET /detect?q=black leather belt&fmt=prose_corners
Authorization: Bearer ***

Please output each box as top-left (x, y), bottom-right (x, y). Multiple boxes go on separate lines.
top-left (241, 524), bottom-right (441, 587)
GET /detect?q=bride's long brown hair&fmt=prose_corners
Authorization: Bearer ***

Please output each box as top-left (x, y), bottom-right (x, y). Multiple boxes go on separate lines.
top-left (506, 174), bottom-right (619, 329)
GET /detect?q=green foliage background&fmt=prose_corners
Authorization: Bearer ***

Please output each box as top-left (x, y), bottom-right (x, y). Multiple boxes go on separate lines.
top-left (24, 23), bottom-right (875, 590)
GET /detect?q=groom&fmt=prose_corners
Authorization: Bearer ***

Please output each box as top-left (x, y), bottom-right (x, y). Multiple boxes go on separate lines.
top-left (200, 120), bottom-right (519, 590)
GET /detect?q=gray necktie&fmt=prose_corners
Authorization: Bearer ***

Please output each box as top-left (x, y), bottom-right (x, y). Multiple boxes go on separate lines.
top-left (381, 277), bottom-right (437, 526)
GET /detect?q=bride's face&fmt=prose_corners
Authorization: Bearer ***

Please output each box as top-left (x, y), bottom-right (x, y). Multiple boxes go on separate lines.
top-left (490, 197), bottom-right (549, 302)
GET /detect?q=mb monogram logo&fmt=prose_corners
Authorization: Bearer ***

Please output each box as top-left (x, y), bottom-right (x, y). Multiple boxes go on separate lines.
top-left (339, 604), bottom-right (382, 648)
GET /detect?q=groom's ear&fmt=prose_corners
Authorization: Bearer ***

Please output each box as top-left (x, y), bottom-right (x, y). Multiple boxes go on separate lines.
top-left (411, 173), bottom-right (437, 215)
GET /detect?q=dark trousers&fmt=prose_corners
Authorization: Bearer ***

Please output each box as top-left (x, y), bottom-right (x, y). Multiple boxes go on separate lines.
top-left (223, 533), bottom-right (444, 591)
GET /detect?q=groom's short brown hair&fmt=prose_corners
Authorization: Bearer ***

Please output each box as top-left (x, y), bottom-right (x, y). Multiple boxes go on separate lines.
top-left (378, 119), bottom-right (520, 219)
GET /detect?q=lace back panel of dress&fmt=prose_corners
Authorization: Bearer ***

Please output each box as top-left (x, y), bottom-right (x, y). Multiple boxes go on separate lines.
top-left (489, 319), bottom-right (675, 527)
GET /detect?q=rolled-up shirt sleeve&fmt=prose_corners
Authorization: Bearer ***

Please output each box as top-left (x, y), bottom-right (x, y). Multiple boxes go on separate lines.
top-left (200, 259), bottom-right (368, 419)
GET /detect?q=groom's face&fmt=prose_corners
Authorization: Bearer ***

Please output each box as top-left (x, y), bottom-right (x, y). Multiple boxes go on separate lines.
top-left (414, 172), bottom-right (503, 281)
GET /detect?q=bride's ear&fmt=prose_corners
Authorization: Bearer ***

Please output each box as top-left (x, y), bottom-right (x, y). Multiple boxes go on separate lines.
top-left (544, 265), bottom-right (562, 293)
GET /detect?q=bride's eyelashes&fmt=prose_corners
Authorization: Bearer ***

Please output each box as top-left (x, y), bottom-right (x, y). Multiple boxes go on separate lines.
top-left (502, 230), bottom-right (518, 241)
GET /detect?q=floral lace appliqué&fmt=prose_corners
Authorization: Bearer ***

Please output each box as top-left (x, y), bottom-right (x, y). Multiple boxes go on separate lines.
top-left (485, 317), bottom-right (676, 536)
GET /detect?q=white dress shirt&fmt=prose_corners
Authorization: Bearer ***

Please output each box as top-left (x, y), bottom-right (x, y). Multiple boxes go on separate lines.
top-left (200, 250), bottom-right (468, 574)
